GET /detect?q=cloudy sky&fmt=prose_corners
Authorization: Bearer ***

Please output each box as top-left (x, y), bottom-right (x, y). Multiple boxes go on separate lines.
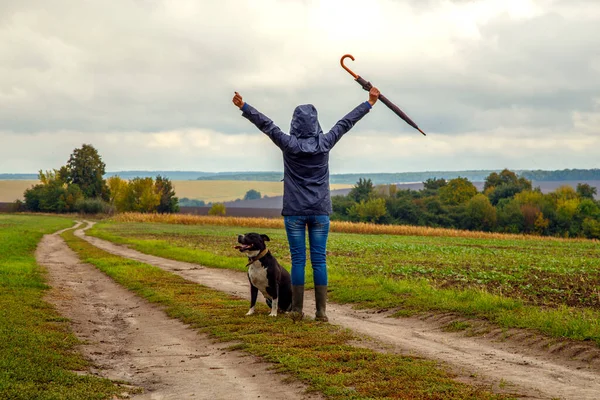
top-left (1, 0), bottom-right (599, 174)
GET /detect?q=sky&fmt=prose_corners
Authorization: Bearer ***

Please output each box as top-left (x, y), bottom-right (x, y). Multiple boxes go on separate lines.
top-left (1, 0), bottom-right (599, 174)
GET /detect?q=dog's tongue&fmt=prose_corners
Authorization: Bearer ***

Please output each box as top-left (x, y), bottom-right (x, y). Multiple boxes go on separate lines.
top-left (234, 244), bottom-right (251, 250)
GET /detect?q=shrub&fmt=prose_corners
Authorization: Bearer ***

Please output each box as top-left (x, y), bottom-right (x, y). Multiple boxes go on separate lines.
top-left (75, 198), bottom-right (114, 215)
top-left (243, 189), bottom-right (262, 201)
top-left (208, 203), bottom-right (226, 216)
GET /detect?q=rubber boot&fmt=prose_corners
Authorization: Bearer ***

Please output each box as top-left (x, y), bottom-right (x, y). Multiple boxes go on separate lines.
top-left (289, 285), bottom-right (304, 321)
top-left (314, 285), bottom-right (329, 322)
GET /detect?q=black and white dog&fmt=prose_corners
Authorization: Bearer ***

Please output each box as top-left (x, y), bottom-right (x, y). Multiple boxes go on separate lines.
top-left (235, 233), bottom-right (292, 317)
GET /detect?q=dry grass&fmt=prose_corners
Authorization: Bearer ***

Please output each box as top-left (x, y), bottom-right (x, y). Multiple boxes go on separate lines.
top-left (112, 212), bottom-right (594, 242)
top-left (0, 180), bottom-right (39, 202)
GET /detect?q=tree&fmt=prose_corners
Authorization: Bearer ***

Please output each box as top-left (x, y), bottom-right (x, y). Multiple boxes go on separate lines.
top-left (348, 178), bottom-right (374, 203)
top-left (64, 144), bottom-right (110, 200)
top-left (423, 178), bottom-right (447, 191)
top-left (496, 198), bottom-right (524, 233)
top-left (331, 195), bottom-right (356, 221)
top-left (438, 177), bottom-right (478, 205)
top-left (484, 169), bottom-right (532, 205)
top-left (386, 197), bottom-right (420, 225)
top-left (155, 175), bottom-right (179, 213)
top-left (465, 194), bottom-right (497, 231)
top-left (124, 177), bottom-right (160, 212)
top-left (243, 189), bottom-right (262, 201)
top-left (582, 218), bottom-right (600, 239)
top-left (348, 198), bottom-right (387, 223)
top-left (23, 169), bottom-right (83, 213)
top-left (208, 203), bottom-right (226, 216)
top-left (107, 176), bottom-right (128, 211)
top-left (576, 183), bottom-right (597, 200)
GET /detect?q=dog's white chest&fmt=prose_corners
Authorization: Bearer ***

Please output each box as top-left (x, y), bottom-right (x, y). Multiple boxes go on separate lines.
top-left (248, 261), bottom-right (270, 297)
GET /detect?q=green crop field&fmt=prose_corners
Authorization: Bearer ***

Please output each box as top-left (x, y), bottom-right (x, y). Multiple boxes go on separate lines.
top-left (88, 217), bottom-right (600, 345)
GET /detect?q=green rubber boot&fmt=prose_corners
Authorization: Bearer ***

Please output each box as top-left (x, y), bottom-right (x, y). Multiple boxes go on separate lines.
top-left (315, 285), bottom-right (329, 322)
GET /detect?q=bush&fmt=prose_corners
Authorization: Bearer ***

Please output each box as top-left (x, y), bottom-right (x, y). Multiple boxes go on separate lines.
top-left (208, 203), bottom-right (226, 216)
top-left (582, 218), bottom-right (600, 239)
top-left (12, 200), bottom-right (25, 212)
top-left (75, 198), bottom-right (114, 215)
top-left (243, 189), bottom-right (261, 201)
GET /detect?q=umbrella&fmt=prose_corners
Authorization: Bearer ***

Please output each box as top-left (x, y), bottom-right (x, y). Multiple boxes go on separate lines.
top-left (340, 54), bottom-right (426, 136)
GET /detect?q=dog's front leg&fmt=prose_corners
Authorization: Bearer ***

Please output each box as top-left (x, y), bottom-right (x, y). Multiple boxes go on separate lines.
top-left (269, 286), bottom-right (279, 317)
top-left (247, 284), bottom-right (259, 316)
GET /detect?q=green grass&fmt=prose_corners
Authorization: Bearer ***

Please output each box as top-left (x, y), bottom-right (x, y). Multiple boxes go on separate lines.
top-left (88, 221), bottom-right (600, 345)
top-left (0, 215), bottom-right (121, 400)
top-left (62, 227), bottom-right (511, 399)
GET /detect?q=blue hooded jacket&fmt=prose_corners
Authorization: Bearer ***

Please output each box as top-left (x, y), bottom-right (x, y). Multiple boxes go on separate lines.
top-left (241, 101), bottom-right (372, 216)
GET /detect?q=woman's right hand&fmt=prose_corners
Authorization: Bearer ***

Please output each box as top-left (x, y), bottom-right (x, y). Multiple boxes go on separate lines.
top-left (368, 87), bottom-right (380, 106)
top-left (232, 92), bottom-right (245, 109)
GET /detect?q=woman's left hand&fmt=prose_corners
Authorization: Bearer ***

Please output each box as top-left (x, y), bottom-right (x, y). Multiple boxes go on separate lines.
top-left (368, 87), bottom-right (380, 106)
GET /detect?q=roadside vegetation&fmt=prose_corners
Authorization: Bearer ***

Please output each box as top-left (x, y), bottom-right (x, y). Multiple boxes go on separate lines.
top-left (89, 217), bottom-right (600, 345)
top-left (62, 227), bottom-right (511, 399)
top-left (0, 215), bottom-right (121, 399)
top-left (331, 170), bottom-right (600, 239)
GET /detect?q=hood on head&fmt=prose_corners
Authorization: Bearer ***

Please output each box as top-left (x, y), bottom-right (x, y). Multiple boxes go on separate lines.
top-left (290, 104), bottom-right (322, 138)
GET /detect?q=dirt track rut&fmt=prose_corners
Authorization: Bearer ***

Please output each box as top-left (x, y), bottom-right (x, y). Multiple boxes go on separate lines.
top-left (36, 223), bottom-right (320, 400)
top-left (75, 221), bottom-right (600, 400)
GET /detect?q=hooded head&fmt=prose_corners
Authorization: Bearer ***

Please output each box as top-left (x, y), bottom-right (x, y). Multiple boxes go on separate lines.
top-left (290, 104), bottom-right (323, 138)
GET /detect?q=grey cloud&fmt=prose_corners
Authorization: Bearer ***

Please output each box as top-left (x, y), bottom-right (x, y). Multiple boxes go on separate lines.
top-left (0, 0), bottom-right (599, 174)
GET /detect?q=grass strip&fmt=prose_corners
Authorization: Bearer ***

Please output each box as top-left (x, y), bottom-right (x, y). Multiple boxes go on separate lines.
top-left (0, 215), bottom-right (121, 400)
top-left (62, 227), bottom-right (511, 399)
top-left (87, 221), bottom-right (600, 346)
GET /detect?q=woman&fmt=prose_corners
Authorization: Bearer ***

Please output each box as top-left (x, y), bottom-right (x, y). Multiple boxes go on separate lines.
top-left (232, 87), bottom-right (379, 321)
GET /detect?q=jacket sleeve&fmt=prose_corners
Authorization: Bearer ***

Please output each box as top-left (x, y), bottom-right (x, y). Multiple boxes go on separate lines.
top-left (322, 101), bottom-right (372, 151)
top-left (241, 103), bottom-right (291, 151)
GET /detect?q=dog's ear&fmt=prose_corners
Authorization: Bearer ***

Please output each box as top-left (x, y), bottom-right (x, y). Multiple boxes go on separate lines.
top-left (260, 234), bottom-right (270, 242)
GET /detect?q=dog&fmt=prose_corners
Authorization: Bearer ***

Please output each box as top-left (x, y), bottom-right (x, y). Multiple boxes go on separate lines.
top-left (235, 233), bottom-right (292, 317)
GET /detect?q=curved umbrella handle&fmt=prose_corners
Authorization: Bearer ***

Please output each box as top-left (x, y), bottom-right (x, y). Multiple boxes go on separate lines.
top-left (340, 54), bottom-right (359, 79)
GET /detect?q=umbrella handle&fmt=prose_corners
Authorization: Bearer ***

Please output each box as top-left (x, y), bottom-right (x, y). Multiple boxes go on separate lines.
top-left (340, 54), bottom-right (359, 79)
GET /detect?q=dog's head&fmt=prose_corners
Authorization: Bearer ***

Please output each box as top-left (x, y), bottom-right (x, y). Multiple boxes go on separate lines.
top-left (235, 233), bottom-right (270, 257)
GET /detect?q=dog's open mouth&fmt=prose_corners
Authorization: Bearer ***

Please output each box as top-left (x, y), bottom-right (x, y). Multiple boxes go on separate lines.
top-left (234, 244), bottom-right (253, 252)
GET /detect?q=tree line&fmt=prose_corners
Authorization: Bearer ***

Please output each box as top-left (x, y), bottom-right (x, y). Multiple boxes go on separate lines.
top-left (332, 169), bottom-right (600, 239)
top-left (20, 144), bottom-right (179, 214)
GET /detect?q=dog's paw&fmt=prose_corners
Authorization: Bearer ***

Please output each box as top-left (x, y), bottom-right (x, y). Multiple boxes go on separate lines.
top-left (268, 312), bottom-right (277, 317)
top-left (245, 308), bottom-right (255, 316)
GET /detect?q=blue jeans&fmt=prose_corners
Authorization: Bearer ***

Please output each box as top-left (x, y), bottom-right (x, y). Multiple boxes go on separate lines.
top-left (283, 215), bottom-right (330, 286)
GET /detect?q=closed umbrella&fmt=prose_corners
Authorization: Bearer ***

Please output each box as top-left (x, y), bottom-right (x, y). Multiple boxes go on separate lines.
top-left (341, 54), bottom-right (426, 136)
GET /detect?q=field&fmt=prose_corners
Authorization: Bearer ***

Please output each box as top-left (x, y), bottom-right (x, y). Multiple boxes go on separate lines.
top-left (3, 213), bottom-right (600, 398)
top-left (0, 215), bottom-right (121, 399)
top-left (0, 180), bottom-right (39, 202)
top-left (62, 225), bottom-right (507, 399)
top-left (173, 180), bottom-right (351, 203)
top-left (0, 180), bottom-right (351, 203)
top-left (89, 213), bottom-right (600, 344)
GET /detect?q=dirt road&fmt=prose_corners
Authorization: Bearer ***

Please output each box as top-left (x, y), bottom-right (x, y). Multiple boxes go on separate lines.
top-left (36, 223), bottom-right (321, 400)
top-left (74, 221), bottom-right (600, 400)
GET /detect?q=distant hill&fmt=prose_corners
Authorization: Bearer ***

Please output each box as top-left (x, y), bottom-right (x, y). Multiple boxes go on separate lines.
top-left (0, 174), bottom-right (39, 180)
top-left (198, 169), bottom-right (600, 184)
top-left (2, 169), bottom-right (600, 183)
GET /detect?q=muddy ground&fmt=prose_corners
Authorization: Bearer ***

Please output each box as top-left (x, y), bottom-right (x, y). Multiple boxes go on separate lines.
top-left (37, 221), bottom-right (600, 399)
